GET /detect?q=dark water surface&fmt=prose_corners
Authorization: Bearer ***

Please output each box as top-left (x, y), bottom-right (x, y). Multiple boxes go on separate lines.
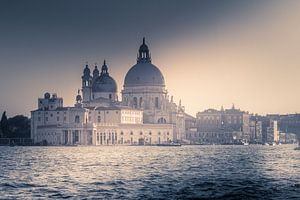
top-left (0, 145), bottom-right (299, 199)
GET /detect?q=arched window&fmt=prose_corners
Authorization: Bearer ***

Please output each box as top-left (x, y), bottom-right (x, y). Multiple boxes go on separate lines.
top-left (155, 97), bottom-right (159, 108)
top-left (139, 97), bottom-right (142, 108)
top-left (75, 115), bottom-right (80, 123)
top-left (158, 117), bottom-right (167, 124)
top-left (97, 116), bottom-right (101, 123)
top-left (133, 97), bottom-right (138, 108)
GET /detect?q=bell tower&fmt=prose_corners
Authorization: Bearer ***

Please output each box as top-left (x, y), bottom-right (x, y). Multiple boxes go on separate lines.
top-left (82, 62), bottom-right (92, 103)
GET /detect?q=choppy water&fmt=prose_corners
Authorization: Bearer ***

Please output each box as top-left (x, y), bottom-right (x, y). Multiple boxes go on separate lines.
top-left (0, 145), bottom-right (299, 200)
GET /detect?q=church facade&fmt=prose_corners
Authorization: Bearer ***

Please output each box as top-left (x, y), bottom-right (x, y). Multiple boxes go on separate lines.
top-left (31, 39), bottom-right (186, 145)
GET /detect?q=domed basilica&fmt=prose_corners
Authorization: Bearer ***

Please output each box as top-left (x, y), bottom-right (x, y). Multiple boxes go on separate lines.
top-left (31, 38), bottom-right (186, 146)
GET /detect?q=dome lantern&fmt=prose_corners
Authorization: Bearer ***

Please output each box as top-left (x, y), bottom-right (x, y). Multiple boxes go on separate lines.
top-left (124, 38), bottom-right (165, 87)
top-left (101, 60), bottom-right (108, 75)
top-left (137, 37), bottom-right (151, 63)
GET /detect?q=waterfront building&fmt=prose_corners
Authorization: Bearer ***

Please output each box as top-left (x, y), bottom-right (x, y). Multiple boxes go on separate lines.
top-left (266, 120), bottom-right (279, 143)
top-left (191, 105), bottom-right (250, 144)
top-left (184, 113), bottom-right (197, 143)
top-left (264, 114), bottom-right (300, 143)
top-left (279, 132), bottom-right (298, 144)
top-left (249, 118), bottom-right (263, 144)
top-left (275, 114), bottom-right (300, 135)
top-left (31, 39), bottom-right (186, 145)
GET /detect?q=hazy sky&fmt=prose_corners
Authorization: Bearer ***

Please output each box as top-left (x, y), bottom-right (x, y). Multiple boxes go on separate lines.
top-left (0, 0), bottom-right (300, 117)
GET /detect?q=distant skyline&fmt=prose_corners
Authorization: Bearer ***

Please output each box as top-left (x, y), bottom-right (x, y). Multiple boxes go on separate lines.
top-left (1, 0), bottom-right (300, 117)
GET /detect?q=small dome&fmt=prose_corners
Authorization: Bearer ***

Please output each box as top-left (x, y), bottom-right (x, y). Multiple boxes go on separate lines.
top-left (124, 63), bottom-right (165, 87)
top-left (92, 60), bottom-right (117, 93)
top-left (83, 64), bottom-right (90, 75)
top-left (93, 65), bottom-right (99, 77)
top-left (76, 94), bottom-right (82, 102)
top-left (44, 92), bottom-right (50, 99)
top-left (92, 75), bottom-right (117, 93)
top-left (82, 64), bottom-right (91, 81)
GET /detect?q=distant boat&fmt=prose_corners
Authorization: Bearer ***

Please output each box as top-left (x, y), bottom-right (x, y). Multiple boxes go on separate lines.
top-left (65, 144), bottom-right (78, 147)
top-left (156, 142), bottom-right (181, 147)
top-left (239, 140), bottom-right (249, 146)
top-left (263, 143), bottom-right (270, 146)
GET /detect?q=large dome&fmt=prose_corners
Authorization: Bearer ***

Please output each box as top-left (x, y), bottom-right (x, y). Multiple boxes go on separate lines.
top-left (124, 62), bottom-right (165, 87)
top-left (124, 38), bottom-right (165, 87)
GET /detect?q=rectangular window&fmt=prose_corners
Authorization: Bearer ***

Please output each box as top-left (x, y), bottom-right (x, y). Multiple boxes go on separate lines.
top-left (73, 130), bottom-right (79, 143)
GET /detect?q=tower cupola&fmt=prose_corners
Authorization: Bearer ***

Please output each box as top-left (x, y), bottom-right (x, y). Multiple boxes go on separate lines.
top-left (137, 37), bottom-right (151, 63)
top-left (93, 63), bottom-right (99, 79)
top-left (83, 63), bottom-right (91, 79)
top-left (101, 60), bottom-right (108, 75)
